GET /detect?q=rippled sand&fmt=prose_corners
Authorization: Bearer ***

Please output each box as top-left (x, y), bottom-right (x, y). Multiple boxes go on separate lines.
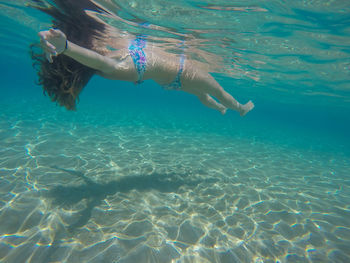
top-left (0, 102), bottom-right (349, 263)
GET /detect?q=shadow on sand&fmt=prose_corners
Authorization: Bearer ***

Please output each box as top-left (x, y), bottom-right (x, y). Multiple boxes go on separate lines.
top-left (43, 166), bottom-right (215, 231)
top-left (38, 166), bottom-right (217, 262)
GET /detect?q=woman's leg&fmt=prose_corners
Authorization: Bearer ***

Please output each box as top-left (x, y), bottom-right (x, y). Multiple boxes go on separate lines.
top-left (182, 72), bottom-right (254, 116)
top-left (197, 93), bottom-right (227, 115)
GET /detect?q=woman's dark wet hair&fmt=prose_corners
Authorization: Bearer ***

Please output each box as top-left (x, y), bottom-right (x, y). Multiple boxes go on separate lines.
top-left (30, 0), bottom-right (107, 110)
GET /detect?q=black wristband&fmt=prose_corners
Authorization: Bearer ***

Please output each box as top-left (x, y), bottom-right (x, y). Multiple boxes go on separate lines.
top-left (65, 40), bottom-right (68, 51)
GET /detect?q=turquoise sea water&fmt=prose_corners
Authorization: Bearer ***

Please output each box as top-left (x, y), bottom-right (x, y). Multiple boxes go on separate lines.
top-left (1, 1), bottom-right (350, 262)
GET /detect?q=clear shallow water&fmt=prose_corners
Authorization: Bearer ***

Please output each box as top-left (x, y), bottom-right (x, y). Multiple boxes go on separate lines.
top-left (1, 0), bottom-right (350, 262)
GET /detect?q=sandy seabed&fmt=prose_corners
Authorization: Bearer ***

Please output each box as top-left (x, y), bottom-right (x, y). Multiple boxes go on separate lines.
top-left (0, 102), bottom-right (349, 263)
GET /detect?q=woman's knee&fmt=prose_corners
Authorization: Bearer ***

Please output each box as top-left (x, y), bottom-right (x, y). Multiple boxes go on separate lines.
top-left (197, 93), bottom-right (209, 103)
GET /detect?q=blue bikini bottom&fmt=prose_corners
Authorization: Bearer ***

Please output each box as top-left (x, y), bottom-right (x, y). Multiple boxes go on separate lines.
top-left (163, 53), bottom-right (185, 90)
top-left (129, 38), bottom-right (185, 89)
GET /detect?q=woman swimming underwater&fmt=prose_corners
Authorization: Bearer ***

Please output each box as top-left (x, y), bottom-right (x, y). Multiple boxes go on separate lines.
top-left (32, 0), bottom-right (254, 115)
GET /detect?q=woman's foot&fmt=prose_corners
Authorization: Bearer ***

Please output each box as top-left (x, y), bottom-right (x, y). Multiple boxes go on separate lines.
top-left (220, 106), bottom-right (227, 115)
top-left (239, 101), bottom-right (254, 116)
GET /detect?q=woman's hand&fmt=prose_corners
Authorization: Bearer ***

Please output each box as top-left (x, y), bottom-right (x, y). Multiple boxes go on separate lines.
top-left (38, 28), bottom-right (67, 63)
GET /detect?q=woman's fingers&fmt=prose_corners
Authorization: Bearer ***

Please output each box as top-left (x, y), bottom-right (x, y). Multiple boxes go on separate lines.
top-left (39, 32), bottom-right (50, 48)
top-left (38, 30), bottom-right (52, 41)
top-left (43, 45), bottom-right (55, 63)
top-left (46, 52), bottom-right (53, 63)
top-left (39, 30), bottom-right (58, 62)
top-left (50, 28), bottom-right (65, 38)
top-left (42, 41), bottom-right (57, 57)
top-left (49, 28), bottom-right (60, 36)
top-left (44, 45), bottom-right (57, 56)
top-left (39, 29), bottom-right (66, 62)
top-left (45, 41), bottom-right (56, 52)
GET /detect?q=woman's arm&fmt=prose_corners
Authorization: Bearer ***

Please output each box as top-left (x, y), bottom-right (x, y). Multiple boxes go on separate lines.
top-left (38, 29), bottom-right (116, 73)
top-left (64, 41), bottom-right (117, 73)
